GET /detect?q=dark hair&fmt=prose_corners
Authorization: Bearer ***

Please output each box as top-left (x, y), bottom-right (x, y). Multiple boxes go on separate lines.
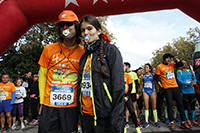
top-left (124, 62), bottom-right (131, 68)
top-left (144, 63), bottom-right (152, 72)
top-left (80, 15), bottom-right (109, 78)
top-left (57, 21), bottom-right (81, 44)
top-left (163, 53), bottom-right (174, 61)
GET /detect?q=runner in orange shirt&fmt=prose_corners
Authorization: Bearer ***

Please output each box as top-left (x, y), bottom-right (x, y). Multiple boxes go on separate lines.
top-left (155, 53), bottom-right (190, 131)
top-left (38, 10), bottom-right (84, 133)
top-left (0, 74), bottom-right (16, 133)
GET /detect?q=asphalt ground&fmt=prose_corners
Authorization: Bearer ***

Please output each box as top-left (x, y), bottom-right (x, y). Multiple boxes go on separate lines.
top-left (3, 110), bottom-right (200, 133)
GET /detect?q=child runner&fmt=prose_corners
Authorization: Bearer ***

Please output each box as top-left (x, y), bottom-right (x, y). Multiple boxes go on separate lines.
top-left (12, 78), bottom-right (26, 130)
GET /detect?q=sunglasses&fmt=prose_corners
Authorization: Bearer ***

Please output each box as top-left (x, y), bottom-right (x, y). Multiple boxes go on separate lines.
top-left (59, 22), bottom-right (74, 27)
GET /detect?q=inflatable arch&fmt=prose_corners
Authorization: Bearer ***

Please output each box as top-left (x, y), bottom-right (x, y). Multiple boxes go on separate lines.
top-left (0, 0), bottom-right (200, 55)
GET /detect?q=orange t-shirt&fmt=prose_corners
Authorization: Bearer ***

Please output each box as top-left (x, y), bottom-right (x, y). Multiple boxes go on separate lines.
top-left (155, 62), bottom-right (178, 89)
top-left (0, 82), bottom-right (16, 100)
top-left (124, 73), bottom-right (133, 94)
top-left (81, 54), bottom-right (94, 116)
top-left (38, 42), bottom-right (84, 108)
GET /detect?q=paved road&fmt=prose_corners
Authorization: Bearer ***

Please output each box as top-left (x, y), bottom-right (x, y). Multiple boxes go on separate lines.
top-left (11, 119), bottom-right (200, 133)
top-left (6, 111), bottom-right (200, 133)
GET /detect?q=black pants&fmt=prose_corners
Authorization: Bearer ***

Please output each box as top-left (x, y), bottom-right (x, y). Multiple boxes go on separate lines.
top-left (182, 94), bottom-right (196, 110)
top-left (196, 94), bottom-right (200, 105)
top-left (23, 97), bottom-right (29, 120)
top-left (125, 97), bottom-right (138, 127)
top-left (81, 114), bottom-right (109, 133)
top-left (164, 88), bottom-right (185, 121)
top-left (39, 105), bottom-right (78, 133)
top-left (30, 99), bottom-right (39, 120)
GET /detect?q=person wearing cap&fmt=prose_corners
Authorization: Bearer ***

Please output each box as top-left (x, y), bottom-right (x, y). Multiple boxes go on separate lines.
top-left (77, 15), bottom-right (124, 133)
top-left (38, 10), bottom-right (84, 133)
top-left (155, 53), bottom-right (190, 131)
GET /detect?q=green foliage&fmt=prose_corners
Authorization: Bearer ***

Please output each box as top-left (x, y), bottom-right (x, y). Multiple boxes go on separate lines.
top-left (150, 27), bottom-right (200, 68)
top-left (0, 17), bottom-right (115, 81)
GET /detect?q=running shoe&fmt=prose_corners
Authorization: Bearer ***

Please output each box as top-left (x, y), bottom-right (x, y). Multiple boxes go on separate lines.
top-left (174, 117), bottom-right (181, 122)
top-left (155, 122), bottom-right (161, 128)
top-left (33, 120), bottom-right (39, 125)
top-left (8, 127), bottom-right (13, 133)
top-left (186, 120), bottom-right (193, 128)
top-left (143, 122), bottom-right (149, 128)
top-left (169, 123), bottom-right (175, 131)
top-left (192, 120), bottom-right (200, 127)
top-left (24, 119), bottom-right (29, 125)
top-left (12, 124), bottom-right (16, 130)
top-left (29, 119), bottom-right (36, 125)
top-left (125, 123), bottom-right (129, 128)
top-left (164, 118), bottom-right (169, 124)
top-left (15, 120), bottom-right (20, 126)
top-left (137, 118), bottom-right (142, 124)
top-left (181, 122), bottom-right (190, 131)
top-left (21, 123), bottom-right (25, 129)
top-left (0, 127), bottom-right (6, 133)
top-left (135, 127), bottom-right (142, 133)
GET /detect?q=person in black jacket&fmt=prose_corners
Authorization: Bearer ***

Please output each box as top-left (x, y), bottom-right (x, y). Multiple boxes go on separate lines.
top-left (29, 74), bottom-right (39, 125)
top-left (21, 71), bottom-right (32, 124)
top-left (77, 15), bottom-right (125, 133)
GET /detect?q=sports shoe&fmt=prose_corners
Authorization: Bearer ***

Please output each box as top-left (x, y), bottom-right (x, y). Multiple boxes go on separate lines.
top-left (169, 122), bottom-right (175, 131)
top-left (21, 123), bottom-right (25, 129)
top-left (135, 127), bottom-right (142, 133)
top-left (125, 123), bottom-right (129, 128)
top-left (0, 127), bottom-right (6, 133)
top-left (137, 118), bottom-right (142, 124)
top-left (164, 118), bottom-right (169, 124)
top-left (155, 122), bottom-right (161, 128)
top-left (181, 122), bottom-right (190, 131)
top-left (12, 124), bottom-right (17, 130)
top-left (143, 122), bottom-right (149, 128)
top-left (29, 119), bottom-right (36, 125)
top-left (15, 120), bottom-right (20, 126)
top-left (186, 120), bottom-right (193, 128)
top-left (24, 119), bottom-right (29, 125)
top-left (33, 119), bottom-right (39, 125)
top-left (8, 127), bottom-right (13, 133)
top-left (192, 120), bottom-right (200, 127)
top-left (174, 117), bottom-right (181, 122)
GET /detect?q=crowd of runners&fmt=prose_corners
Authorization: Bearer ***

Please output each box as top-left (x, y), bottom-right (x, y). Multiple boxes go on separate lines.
top-left (1, 10), bottom-right (200, 133)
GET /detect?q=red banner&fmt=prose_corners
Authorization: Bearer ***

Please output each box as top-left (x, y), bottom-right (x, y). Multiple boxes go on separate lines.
top-left (0, 0), bottom-right (200, 55)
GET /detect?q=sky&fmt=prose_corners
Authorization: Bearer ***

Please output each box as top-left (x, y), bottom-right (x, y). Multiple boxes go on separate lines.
top-left (106, 9), bottom-right (200, 70)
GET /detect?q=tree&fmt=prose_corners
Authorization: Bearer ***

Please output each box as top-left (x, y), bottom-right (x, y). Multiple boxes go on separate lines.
top-left (150, 27), bottom-right (199, 68)
top-left (0, 17), bottom-right (116, 81)
top-left (97, 16), bottom-right (116, 44)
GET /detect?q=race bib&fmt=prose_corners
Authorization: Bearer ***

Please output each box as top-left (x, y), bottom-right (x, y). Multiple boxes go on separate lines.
top-left (166, 71), bottom-right (175, 79)
top-left (22, 81), bottom-right (28, 88)
top-left (0, 94), bottom-right (6, 101)
top-left (144, 82), bottom-right (152, 89)
top-left (185, 79), bottom-right (191, 84)
top-left (16, 90), bottom-right (22, 97)
top-left (50, 85), bottom-right (74, 106)
top-left (82, 77), bottom-right (92, 98)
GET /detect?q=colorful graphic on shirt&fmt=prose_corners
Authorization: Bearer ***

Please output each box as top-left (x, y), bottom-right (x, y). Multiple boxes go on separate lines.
top-left (52, 63), bottom-right (78, 82)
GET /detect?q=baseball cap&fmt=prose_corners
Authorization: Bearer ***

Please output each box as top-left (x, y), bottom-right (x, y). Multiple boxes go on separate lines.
top-left (55, 10), bottom-right (79, 26)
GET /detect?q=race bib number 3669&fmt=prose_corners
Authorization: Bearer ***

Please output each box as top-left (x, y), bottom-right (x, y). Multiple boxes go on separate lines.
top-left (50, 85), bottom-right (74, 106)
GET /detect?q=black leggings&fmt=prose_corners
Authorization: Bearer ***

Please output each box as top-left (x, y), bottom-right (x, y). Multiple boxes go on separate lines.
top-left (164, 88), bottom-right (185, 121)
top-left (125, 97), bottom-right (138, 127)
top-left (196, 94), bottom-right (200, 104)
top-left (182, 94), bottom-right (196, 110)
